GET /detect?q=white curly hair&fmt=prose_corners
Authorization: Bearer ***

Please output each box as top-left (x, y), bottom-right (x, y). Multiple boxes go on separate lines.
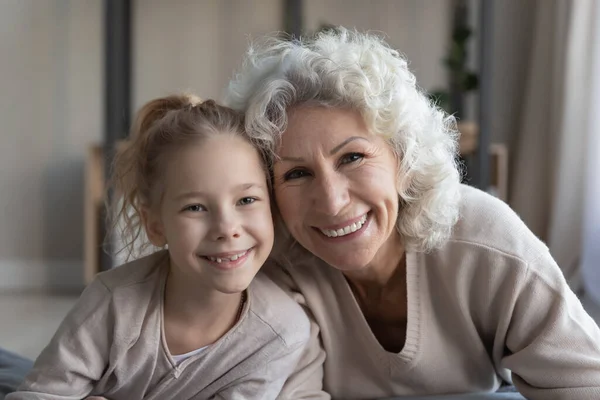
top-left (226, 27), bottom-right (462, 252)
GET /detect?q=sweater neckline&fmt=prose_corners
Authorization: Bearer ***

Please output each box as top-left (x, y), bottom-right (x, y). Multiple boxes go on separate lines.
top-left (157, 256), bottom-right (252, 372)
top-left (336, 250), bottom-right (422, 370)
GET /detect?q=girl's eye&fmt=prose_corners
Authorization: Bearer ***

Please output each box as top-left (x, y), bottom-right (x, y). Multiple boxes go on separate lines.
top-left (340, 152), bottom-right (364, 165)
top-left (283, 169), bottom-right (310, 181)
top-left (238, 197), bottom-right (257, 206)
top-left (184, 204), bottom-right (205, 212)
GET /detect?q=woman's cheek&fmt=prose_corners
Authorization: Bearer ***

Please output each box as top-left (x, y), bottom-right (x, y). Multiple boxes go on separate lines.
top-left (274, 187), bottom-right (300, 221)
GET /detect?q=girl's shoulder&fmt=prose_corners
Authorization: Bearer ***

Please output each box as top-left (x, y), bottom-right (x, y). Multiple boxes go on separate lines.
top-left (95, 250), bottom-right (169, 292)
top-left (84, 250), bottom-right (168, 332)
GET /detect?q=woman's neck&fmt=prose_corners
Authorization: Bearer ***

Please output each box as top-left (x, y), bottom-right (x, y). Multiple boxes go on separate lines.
top-left (343, 230), bottom-right (405, 291)
top-left (343, 232), bottom-right (409, 354)
top-left (163, 261), bottom-right (244, 354)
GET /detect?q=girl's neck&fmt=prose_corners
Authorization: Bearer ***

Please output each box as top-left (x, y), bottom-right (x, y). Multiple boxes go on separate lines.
top-left (163, 261), bottom-right (245, 355)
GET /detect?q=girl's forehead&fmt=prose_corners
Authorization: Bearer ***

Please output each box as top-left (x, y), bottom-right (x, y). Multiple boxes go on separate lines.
top-left (162, 136), bottom-right (267, 195)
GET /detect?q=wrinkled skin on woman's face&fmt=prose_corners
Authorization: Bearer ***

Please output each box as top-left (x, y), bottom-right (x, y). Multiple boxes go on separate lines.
top-left (273, 106), bottom-right (402, 272)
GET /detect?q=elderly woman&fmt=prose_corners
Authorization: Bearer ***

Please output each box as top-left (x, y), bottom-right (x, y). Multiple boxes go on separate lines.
top-left (226, 28), bottom-right (600, 399)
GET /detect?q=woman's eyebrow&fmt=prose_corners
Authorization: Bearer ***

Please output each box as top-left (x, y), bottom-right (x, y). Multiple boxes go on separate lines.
top-left (329, 136), bottom-right (370, 155)
top-left (280, 136), bottom-right (370, 162)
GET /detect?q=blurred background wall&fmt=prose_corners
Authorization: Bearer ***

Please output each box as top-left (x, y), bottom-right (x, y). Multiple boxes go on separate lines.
top-left (0, 0), bottom-right (102, 289)
top-left (0, 0), bottom-right (453, 290)
top-left (0, 0), bottom-right (598, 303)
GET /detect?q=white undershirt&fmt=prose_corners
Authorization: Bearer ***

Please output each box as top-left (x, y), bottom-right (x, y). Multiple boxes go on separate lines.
top-left (172, 345), bottom-right (209, 365)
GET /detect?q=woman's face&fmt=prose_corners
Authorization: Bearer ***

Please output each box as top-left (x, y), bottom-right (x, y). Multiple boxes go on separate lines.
top-left (273, 106), bottom-right (401, 272)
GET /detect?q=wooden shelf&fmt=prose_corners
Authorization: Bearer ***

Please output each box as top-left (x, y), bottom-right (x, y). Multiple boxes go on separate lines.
top-left (84, 145), bottom-right (104, 285)
top-left (458, 121), bottom-right (508, 201)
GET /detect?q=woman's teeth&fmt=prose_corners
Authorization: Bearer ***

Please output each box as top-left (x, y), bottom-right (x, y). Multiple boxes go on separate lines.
top-left (206, 249), bottom-right (248, 263)
top-left (319, 214), bottom-right (368, 238)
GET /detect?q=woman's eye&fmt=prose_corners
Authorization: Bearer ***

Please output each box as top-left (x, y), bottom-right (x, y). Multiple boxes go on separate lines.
top-left (283, 169), bottom-right (310, 181)
top-left (340, 152), bottom-right (364, 165)
top-left (184, 204), bottom-right (205, 212)
top-left (238, 197), bottom-right (257, 206)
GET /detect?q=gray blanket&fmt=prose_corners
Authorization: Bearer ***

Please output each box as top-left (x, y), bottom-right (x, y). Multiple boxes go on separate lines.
top-left (0, 348), bottom-right (32, 398)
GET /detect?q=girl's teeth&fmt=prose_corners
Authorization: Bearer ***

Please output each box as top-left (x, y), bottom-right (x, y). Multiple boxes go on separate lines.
top-left (207, 250), bottom-right (247, 263)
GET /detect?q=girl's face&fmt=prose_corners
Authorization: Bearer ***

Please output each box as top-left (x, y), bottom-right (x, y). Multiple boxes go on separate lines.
top-left (146, 134), bottom-right (274, 294)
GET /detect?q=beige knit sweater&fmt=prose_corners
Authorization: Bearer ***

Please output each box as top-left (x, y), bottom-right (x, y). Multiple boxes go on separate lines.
top-left (8, 250), bottom-right (310, 400)
top-left (265, 185), bottom-right (600, 400)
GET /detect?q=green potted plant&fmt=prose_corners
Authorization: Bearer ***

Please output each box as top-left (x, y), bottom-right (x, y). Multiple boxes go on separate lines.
top-left (428, 0), bottom-right (479, 164)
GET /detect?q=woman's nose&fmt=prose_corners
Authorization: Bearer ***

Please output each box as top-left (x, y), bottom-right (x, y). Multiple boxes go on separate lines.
top-left (311, 172), bottom-right (350, 216)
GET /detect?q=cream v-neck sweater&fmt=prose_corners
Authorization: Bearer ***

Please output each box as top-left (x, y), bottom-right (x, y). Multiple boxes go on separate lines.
top-left (265, 185), bottom-right (600, 400)
top-left (8, 250), bottom-right (310, 400)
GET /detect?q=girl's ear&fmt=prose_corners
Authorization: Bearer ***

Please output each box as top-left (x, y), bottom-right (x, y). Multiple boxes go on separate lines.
top-left (141, 207), bottom-right (167, 247)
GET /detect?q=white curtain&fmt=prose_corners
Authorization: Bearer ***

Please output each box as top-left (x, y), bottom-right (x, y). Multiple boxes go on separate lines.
top-left (508, 0), bottom-right (599, 293)
top-left (581, 0), bottom-right (600, 305)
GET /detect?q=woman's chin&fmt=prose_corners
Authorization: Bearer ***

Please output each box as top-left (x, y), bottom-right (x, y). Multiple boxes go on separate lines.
top-left (315, 252), bottom-right (373, 272)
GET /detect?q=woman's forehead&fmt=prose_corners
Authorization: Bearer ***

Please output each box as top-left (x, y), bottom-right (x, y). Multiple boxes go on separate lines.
top-left (278, 107), bottom-right (380, 156)
top-left (285, 107), bottom-right (367, 138)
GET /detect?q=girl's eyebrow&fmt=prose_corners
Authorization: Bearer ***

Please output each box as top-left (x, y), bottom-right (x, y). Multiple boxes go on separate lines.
top-left (175, 183), bottom-right (264, 200)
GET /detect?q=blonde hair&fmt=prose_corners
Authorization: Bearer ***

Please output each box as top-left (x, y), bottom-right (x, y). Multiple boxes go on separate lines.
top-left (226, 27), bottom-right (462, 252)
top-left (109, 94), bottom-right (261, 260)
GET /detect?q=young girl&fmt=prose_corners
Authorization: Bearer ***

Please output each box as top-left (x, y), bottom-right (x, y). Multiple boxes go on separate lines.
top-left (8, 96), bottom-right (311, 400)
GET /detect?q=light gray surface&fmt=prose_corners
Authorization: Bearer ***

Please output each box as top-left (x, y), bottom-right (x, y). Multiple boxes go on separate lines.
top-left (0, 292), bottom-right (78, 360)
top-left (383, 394), bottom-right (524, 400)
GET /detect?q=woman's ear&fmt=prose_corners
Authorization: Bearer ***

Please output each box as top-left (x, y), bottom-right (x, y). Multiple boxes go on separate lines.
top-left (141, 207), bottom-right (167, 247)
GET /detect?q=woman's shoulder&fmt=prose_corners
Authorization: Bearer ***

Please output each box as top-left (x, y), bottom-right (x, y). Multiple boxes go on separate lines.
top-left (246, 270), bottom-right (311, 348)
top-left (425, 186), bottom-right (571, 307)
top-left (447, 184), bottom-right (549, 264)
